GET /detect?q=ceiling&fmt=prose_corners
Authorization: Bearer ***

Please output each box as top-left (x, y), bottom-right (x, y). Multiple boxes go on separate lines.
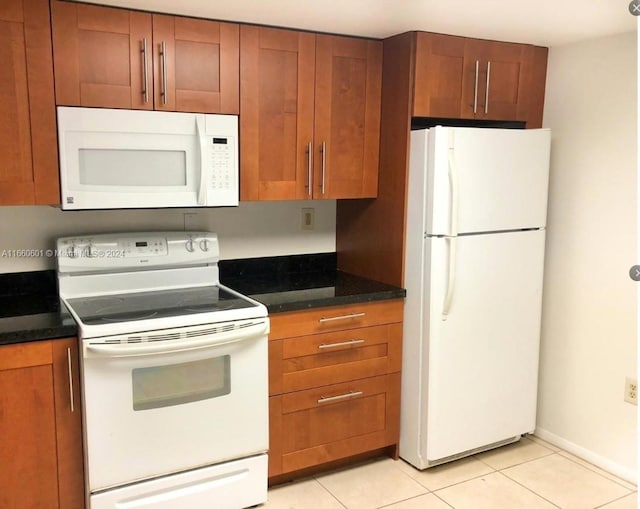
top-left (80, 0), bottom-right (636, 47)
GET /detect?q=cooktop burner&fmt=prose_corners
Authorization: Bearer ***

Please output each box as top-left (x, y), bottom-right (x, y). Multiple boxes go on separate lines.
top-left (66, 286), bottom-right (256, 325)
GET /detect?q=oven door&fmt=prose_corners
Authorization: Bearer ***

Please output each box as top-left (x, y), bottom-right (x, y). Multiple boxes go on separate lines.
top-left (80, 318), bottom-right (269, 492)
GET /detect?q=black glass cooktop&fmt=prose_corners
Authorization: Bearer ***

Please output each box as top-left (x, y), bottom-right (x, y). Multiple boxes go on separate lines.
top-left (66, 286), bottom-right (256, 325)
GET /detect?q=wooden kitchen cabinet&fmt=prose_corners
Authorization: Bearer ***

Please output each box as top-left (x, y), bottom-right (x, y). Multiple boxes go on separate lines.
top-left (413, 32), bottom-right (548, 127)
top-left (52, 1), bottom-right (239, 113)
top-left (0, 0), bottom-right (59, 205)
top-left (268, 300), bottom-right (403, 480)
top-left (240, 26), bottom-right (382, 200)
top-left (0, 338), bottom-right (84, 509)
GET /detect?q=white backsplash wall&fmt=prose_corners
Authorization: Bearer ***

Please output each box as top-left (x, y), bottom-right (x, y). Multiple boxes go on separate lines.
top-left (0, 200), bottom-right (336, 273)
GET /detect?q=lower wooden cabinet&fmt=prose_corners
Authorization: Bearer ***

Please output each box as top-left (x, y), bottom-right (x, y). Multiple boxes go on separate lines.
top-left (268, 299), bottom-right (403, 479)
top-left (0, 338), bottom-right (84, 509)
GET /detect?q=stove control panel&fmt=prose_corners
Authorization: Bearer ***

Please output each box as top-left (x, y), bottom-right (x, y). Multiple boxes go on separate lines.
top-left (56, 232), bottom-right (220, 273)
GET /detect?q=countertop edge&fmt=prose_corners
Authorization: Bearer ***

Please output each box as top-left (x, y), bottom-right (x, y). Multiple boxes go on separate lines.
top-left (263, 289), bottom-right (407, 314)
top-left (0, 324), bottom-right (79, 347)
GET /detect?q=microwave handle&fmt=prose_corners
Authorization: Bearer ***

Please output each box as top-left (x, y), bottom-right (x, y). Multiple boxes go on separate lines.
top-left (196, 115), bottom-right (208, 206)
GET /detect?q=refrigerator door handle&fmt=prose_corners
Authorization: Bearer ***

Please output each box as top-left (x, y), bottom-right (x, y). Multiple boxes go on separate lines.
top-left (442, 237), bottom-right (457, 320)
top-left (448, 131), bottom-right (459, 236)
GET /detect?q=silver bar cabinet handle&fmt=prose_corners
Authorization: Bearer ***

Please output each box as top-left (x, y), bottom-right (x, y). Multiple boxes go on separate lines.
top-left (473, 60), bottom-right (479, 114)
top-left (307, 141), bottom-right (313, 198)
top-left (141, 38), bottom-right (149, 104)
top-left (320, 141), bottom-right (326, 195)
top-left (317, 390), bottom-right (363, 405)
top-left (66, 347), bottom-right (75, 413)
top-left (484, 61), bottom-right (491, 114)
top-left (160, 41), bottom-right (168, 105)
top-left (318, 312), bottom-right (365, 323)
top-left (318, 339), bottom-right (365, 350)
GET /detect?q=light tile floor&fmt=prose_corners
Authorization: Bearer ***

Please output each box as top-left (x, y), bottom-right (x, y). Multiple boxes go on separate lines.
top-left (263, 436), bottom-right (637, 509)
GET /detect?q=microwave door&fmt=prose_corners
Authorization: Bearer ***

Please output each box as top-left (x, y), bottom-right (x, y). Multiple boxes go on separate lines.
top-left (60, 131), bottom-right (201, 210)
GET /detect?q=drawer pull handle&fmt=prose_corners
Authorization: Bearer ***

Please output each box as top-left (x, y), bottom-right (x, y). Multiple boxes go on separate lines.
top-left (317, 390), bottom-right (364, 404)
top-left (318, 339), bottom-right (365, 350)
top-left (318, 312), bottom-right (365, 323)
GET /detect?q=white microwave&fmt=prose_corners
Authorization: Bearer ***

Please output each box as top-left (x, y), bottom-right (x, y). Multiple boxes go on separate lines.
top-left (57, 107), bottom-right (238, 210)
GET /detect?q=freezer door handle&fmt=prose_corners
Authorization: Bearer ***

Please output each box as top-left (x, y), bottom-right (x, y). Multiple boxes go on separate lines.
top-left (448, 130), bottom-right (459, 236)
top-left (442, 237), bottom-right (457, 320)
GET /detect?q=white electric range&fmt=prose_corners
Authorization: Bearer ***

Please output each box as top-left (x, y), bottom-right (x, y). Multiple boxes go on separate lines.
top-left (57, 231), bottom-right (269, 509)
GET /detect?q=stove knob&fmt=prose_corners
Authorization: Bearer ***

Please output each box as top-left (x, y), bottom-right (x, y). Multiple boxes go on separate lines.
top-left (67, 244), bottom-right (77, 258)
top-left (199, 239), bottom-right (209, 252)
top-left (185, 239), bottom-right (196, 252)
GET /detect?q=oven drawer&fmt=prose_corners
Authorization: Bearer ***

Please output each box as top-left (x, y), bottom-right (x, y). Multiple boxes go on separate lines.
top-left (268, 300), bottom-right (404, 340)
top-left (269, 373), bottom-right (401, 477)
top-left (269, 323), bottom-right (402, 395)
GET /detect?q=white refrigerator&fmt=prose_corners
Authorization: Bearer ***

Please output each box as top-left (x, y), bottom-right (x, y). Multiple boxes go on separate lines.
top-left (399, 126), bottom-right (551, 469)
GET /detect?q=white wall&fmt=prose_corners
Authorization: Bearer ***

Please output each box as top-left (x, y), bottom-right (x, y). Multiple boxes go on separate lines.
top-left (0, 201), bottom-right (336, 273)
top-left (536, 31), bottom-right (637, 482)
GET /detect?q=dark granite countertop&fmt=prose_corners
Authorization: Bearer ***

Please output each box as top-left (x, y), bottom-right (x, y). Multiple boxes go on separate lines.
top-left (219, 253), bottom-right (405, 313)
top-left (0, 271), bottom-right (77, 346)
top-left (0, 253), bottom-right (405, 346)
top-left (222, 269), bottom-right (405, 313)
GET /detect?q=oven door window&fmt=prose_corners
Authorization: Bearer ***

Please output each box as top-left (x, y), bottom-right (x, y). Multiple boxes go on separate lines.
top-left (132, 356), bottom-right (230, 411)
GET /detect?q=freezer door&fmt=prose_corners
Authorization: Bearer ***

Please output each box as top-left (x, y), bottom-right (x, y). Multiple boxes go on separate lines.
top-left (426, 126), bottom-right (550, 235)
top-left (423, 231), bottom-right (545, 462)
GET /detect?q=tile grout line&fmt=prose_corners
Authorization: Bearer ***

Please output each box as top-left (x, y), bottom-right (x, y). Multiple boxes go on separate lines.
top-left (592, 492), bottom-right (637, 509)
top-left (555, 452), bottom-right (637, 492)
top-left (430, 490), bottom-right (456, 509)
top-left (393, 457), bottom-right (499, 493)
top-left (374, 492), bottom-right (433, 509)
top-left (312, 477), bottom-right (349, 509)
top-left (473, 448), bottom-right (556, 471)
top-left (494, 469), bottom-right (562, 509)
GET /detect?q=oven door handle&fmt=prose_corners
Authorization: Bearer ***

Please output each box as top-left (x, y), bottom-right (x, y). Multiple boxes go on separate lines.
top-left (85, 323), bottom-right (267, 358)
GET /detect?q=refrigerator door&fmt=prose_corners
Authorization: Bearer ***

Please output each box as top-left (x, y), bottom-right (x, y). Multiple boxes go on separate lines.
top-left (423, 230), bottom-right (545, 463)
top-left (425, 126), bottom-right (550, 235)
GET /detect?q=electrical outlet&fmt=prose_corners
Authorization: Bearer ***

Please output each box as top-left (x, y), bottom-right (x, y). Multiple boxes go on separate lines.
top-left (184, 213), bottom-right (198, 231)
top-left (624, 377), bottom-right (637, 405)
top-left (301, 208), bottom-right (315, 231)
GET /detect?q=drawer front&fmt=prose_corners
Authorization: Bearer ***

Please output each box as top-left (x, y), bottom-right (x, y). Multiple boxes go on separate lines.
top-left (268, 373), bottom-right (400, 477)
top-left (268, 300), bottom-right (403, 341)
top-left (269, 323), bottom-right (402, 395)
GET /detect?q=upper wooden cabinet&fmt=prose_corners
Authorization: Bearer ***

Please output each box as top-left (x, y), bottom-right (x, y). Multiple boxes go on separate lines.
top-left (51, 1), bottom-right (239, 113)
top-left (0, 338), bottom-right (84, 509)
top-left (413, 32), bottom-right (548, 127)
top-left (240, 26), bottom-right (382, 201)
top-left (0, 0), bottom-right (59, 205)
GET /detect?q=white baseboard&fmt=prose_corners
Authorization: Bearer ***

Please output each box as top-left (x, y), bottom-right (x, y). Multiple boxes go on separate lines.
top-left (534, 427), bottom-right (637, 484)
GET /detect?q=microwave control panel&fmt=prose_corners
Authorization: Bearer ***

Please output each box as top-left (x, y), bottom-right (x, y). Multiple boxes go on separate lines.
top-left (203, 113), bottom-right (238, 206)
top-left (209, 136), bottom-right (235, 191)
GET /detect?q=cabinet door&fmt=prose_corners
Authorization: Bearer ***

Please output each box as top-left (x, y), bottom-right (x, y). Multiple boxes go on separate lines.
top-left (0, 339), bottom-right (84, 509)
top-left (0, 342), bottom-right (59, 508)
top-left (413, 32), bottom-right (468, 119)
top-left (468, 39), bottom-right (529, 122)
top-left (0, 0), bottom-right (59, 205)
top-left (314, 35), bottom-right (382, 199)
top-left (52, 1), bottom-right (153, 109)
top-left (52, 338), bottom-right (85, 509)
top-left (152, 15), bottom-right (239, 113)
top-left (240, 26), bottom-right (315, 200)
